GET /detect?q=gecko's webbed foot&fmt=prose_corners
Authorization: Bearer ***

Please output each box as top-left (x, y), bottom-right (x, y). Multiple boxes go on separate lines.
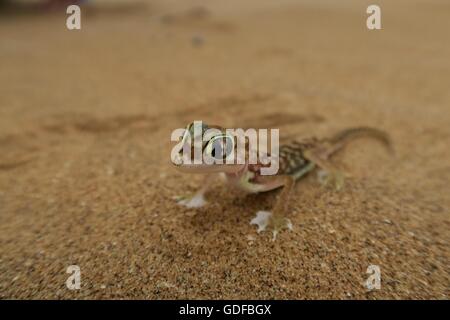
top-left (250, 211), bottom-right (293, 241)
top-left (317, 169), bottom-right (345, 191)
top-left (174, 193), bottom-right (207, 208)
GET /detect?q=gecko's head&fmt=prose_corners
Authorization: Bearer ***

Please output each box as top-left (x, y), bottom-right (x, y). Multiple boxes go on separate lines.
top-left (173, 121), bottom-right (245, 174)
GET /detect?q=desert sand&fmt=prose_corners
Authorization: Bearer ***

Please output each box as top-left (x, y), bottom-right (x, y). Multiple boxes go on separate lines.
top-left (0, 0), bottom-right (448, 299)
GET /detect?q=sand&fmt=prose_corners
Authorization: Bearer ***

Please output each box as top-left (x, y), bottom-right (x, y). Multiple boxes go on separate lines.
top-left (0, 0), bottom-right (449, 299)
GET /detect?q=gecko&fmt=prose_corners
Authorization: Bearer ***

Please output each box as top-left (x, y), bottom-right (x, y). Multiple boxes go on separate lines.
top-left (173, 122), bottom-right (392, 240)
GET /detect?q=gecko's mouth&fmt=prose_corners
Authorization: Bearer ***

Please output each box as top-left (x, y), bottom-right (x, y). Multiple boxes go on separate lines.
top-left (175, 163), bottom-right (245, 174)
top-left (173, 154), bottom-right (244, 173)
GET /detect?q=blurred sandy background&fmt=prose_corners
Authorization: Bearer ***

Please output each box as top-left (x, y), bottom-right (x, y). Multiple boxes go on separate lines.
top-left (0, 0), bottom-right (449, 299)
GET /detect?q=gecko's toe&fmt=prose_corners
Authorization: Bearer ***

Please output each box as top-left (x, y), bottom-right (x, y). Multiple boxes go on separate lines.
top-left (176, 193), bottom-right (207, 208)
top-left (250, 211), bottom-right (293, 241)
top-left (271, 216), bottom-right (293, 241)
top-left (250, 211), bottom-right (272, 233)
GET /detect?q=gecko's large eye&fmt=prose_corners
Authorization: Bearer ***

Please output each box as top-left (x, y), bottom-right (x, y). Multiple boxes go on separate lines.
top-left (206, 135), bottom-right (234, 160)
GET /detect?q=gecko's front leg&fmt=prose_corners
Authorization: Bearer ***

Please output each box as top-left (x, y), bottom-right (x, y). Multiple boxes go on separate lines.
top-left (250, 175), bottom-right (295, 240)
top-left (176, 174), bottom-right (216, 208)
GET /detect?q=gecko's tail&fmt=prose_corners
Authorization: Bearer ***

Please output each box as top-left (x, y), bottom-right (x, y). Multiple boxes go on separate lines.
top-left (326, 127), bottom-right (393, 157)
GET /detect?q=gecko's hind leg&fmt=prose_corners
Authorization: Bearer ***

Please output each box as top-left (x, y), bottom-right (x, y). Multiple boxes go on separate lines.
top-left (317, 169), bottom-right (345, 191)
top-left (304, 148), bottom-right (345, 191)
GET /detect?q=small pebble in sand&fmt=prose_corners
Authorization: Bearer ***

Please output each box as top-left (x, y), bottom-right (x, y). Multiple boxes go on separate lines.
top-left (191, 35), bottom-right (205, 47)
top-left (106, 166), bottom-right (115, 176)
top-left (186, 6), bottom-right (211, 20)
